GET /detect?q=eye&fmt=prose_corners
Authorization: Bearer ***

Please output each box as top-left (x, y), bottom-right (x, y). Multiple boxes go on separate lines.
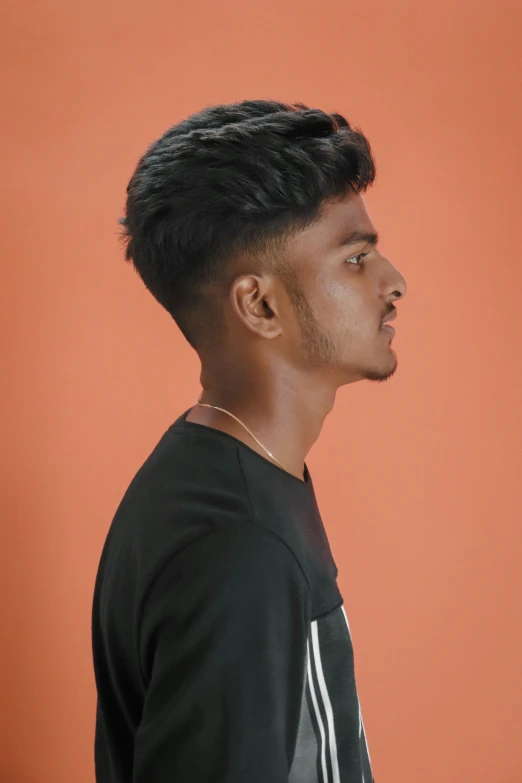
top-left (345, 252), bottom-right (368, 266)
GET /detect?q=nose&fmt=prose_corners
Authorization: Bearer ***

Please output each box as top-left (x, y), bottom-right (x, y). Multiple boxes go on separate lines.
top-left (383, 258), bottom-right (407, 301)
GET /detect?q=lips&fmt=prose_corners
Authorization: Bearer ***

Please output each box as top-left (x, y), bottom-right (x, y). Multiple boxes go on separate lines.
top-left (380, 308), bottom-right (397, 335)
top-left (381, 308), bottom-right (397, 326)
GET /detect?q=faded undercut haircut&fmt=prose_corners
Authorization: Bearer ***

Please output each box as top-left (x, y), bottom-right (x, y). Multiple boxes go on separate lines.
top-left (118, 99), bottom-right (376, 347)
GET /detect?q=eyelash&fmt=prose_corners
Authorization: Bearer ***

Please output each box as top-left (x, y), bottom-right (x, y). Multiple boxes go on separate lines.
top-left (346, 252), bottom-right (369, 266)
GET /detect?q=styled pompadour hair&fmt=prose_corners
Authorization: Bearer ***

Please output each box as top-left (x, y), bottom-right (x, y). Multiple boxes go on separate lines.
top-left (119, 99), bottom-right (376, 346)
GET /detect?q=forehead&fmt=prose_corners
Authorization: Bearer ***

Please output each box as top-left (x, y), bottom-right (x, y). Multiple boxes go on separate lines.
top-left (285, 192), bottom-right (375, 261)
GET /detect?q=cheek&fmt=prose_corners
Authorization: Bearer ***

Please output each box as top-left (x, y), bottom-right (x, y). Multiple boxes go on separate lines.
top-left (317, 281), bottom-right (374, 339)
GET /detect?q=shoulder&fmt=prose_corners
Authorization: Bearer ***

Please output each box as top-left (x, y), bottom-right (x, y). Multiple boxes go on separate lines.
top-left (101, 424), bottom-right (314, 599)
top-left (137, 522), bottom-right (312, 688)
top-left (161, 519), bottom-right (311, 593)
top-left (110, 424), bottom-right (250, 545)
top-left (139, 521), bottom-right (312, 645)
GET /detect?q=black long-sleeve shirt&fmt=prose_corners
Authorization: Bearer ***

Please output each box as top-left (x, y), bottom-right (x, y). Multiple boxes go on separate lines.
top-left (92, 410), bottom-right (374, 782)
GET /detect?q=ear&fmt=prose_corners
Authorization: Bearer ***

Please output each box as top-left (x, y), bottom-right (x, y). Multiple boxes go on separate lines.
top-left (229, 274), bottom-right (283, 339)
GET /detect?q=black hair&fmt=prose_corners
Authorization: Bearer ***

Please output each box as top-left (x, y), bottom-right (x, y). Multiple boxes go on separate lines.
top-left (119, 99), bottom-right (376, 346)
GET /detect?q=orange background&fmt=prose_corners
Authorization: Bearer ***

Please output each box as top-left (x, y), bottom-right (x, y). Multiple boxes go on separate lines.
top-left (2, 1), bottom-right (521, 781)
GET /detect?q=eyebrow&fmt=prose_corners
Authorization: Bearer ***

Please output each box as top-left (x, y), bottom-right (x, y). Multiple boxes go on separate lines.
top-left (339, 230), bottom-right (380, 248)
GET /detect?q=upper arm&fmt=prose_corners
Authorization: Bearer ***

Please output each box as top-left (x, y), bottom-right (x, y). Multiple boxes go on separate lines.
top-left (134, 523), bottom-right (311, 783)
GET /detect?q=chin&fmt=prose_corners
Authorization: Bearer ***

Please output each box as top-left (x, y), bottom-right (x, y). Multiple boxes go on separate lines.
top-left (362, 352), bottom-right (398, 383)
top-left (335, 345), bottom-right (398, 385)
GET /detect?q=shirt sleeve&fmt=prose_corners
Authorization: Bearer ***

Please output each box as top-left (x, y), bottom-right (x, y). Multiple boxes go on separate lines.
top-left (134, 522), bottom-right (311, 783)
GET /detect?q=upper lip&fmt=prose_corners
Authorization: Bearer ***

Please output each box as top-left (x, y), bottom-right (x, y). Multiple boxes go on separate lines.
top-left (381, 309), bottom-right (397, 325)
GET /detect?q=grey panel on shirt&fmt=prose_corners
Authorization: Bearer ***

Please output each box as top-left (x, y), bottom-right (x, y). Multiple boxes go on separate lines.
top-left (289, 646), bottom-right (319, 783)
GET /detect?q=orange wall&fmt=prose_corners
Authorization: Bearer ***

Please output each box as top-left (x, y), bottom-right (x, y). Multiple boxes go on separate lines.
top-left (2, 1), bottom-right (521, 781)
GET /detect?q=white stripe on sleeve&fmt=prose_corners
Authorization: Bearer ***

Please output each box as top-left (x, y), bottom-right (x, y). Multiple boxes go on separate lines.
top-left (311, 620), bottom-right (340, 783)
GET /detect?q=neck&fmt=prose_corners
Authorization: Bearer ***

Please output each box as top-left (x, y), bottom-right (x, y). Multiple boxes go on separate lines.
top-left (185, 356), bottom-right (338, 480)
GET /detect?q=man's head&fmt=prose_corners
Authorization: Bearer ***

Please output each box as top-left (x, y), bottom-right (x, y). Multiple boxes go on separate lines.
top-left (120, 99), bottom-right (406, 385)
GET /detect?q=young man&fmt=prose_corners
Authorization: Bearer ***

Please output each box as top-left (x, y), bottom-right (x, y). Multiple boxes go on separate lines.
top-left (92, 100), bottom-right (407, 783)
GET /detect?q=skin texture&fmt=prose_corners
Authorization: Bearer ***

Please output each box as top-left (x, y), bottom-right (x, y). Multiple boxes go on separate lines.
top-left (186, 190), bottom-right (407, 480)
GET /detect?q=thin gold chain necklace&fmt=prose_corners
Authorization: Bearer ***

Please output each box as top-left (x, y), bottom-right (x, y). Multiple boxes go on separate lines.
top-left (196, 398), bottom-right (285, 471)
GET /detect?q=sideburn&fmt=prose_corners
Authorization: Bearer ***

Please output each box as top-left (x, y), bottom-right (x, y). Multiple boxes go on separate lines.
top-left (279, 268), bottom-right (337, 369)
